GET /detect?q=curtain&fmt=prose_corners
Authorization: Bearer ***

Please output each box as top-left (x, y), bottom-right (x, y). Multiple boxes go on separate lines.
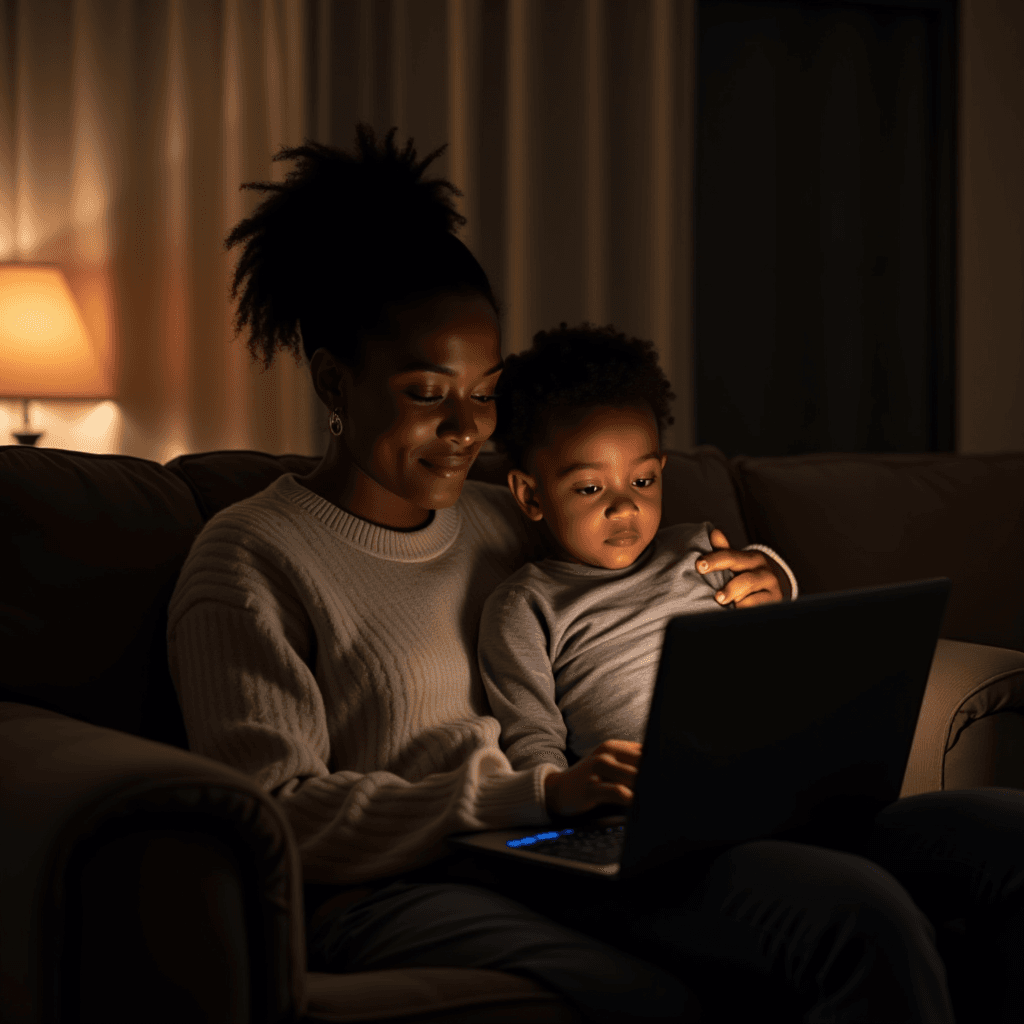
top-left (310, 0), bottom-right (697, 451)
top-left (1, 0), bottom-right (697, 459)
top-left (1, 0), bottom-right (314, 460)
top-left (693, 0), bottom-right (956, 457)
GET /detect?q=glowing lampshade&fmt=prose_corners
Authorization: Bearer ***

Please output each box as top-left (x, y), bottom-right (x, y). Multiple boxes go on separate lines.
top-left (0, 264), bottom-right (112, 444)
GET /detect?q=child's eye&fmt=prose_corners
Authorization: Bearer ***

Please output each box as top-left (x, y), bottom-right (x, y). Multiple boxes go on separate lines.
top-left (576, 484), bottom-right (601, 496)
top-left (633, 476), bottom-right (657, 488)
top-left (472, 394), bottom-right (497, 404)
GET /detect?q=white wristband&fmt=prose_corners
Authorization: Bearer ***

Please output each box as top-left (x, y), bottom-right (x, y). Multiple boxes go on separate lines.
top-left (742, 543), bottom-right (799, 600)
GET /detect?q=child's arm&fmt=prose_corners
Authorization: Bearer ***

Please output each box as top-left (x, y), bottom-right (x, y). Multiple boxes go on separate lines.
top-left (479, 587), bottom-right (643, 817)
top-left (696, 528), bottom-right (798, 606)
top-left (478, 585), bottom-right (571, 772)
top-left (544, 739), bottom-right (640, 817)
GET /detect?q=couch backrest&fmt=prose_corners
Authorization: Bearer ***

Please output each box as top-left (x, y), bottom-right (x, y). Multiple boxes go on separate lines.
top-left (731, 451), bottom-right (1024, 652)
top-left (1, 447), bottom-right (325, 747)
top-left (165, 450), bottom-right (319, 521)
top-left (7, 441), bottom-right (1019, 748)
top-left (1, 446), bottom-right (202, 747)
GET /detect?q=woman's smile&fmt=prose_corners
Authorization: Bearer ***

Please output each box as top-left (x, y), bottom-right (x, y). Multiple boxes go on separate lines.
top-left (419, 451), bottom-right (476, 477)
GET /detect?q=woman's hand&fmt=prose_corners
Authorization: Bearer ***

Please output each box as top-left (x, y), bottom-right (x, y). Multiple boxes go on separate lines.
top-left (544, 739), bottom-right (642, 817)
top-left (697, 528), bottom-right (790, 606)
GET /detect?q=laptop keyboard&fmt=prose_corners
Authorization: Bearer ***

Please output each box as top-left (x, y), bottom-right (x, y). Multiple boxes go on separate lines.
top-left (506, 824), bottom-right (626, 864)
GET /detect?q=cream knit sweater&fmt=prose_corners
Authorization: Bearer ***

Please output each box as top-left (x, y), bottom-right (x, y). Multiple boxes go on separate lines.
top-left (167, 474), bottom-right (556, 884)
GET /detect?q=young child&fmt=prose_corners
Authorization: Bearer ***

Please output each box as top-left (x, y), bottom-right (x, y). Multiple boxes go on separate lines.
top-left (479, 323), bottom-right (798, 775)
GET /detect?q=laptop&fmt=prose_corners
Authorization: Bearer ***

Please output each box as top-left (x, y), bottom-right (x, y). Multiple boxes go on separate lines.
top-left (451, 578), bottom-right (951, 879)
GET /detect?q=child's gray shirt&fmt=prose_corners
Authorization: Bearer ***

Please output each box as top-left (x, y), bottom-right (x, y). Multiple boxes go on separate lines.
top-left (478, 522), bottom-right (735, 770)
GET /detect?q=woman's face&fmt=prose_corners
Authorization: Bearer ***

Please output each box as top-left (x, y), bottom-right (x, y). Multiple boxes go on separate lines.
top-left (313, 291), bottom-right (502, 528)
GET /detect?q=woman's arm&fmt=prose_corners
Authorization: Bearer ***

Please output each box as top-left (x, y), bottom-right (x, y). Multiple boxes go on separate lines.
top-left (168, 533), bottom-right (555, 885)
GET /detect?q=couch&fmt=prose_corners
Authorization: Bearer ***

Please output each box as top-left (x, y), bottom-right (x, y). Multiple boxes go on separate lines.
top-left (2, 441), bottom-right (1023, 1024)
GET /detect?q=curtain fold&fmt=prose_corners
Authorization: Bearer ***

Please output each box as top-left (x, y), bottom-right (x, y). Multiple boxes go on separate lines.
top-left (0, 0), bottom-right (696, 457)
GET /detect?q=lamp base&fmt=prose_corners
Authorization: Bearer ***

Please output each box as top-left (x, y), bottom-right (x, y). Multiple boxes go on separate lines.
top-left (12, 398), bottom-right (42, 445)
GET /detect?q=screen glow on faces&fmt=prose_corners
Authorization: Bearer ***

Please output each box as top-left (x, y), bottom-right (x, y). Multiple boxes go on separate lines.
top-left (521, 405), bottom-right (666, 570)
top-left (343, 293), bottom-right (503, 526)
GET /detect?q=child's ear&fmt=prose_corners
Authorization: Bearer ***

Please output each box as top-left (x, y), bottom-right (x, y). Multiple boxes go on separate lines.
top-left (508, 468), bottom-right (544, 521)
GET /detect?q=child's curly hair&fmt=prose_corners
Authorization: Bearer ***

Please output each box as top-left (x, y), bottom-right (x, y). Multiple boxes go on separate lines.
top-left (494, 323), bottom-right (675, 469)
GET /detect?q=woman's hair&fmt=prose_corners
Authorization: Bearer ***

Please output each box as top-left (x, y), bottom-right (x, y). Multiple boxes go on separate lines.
top-left (493, 322), bottom-right (676, 469)
top-left (225, 124), bottom-right (499, 368)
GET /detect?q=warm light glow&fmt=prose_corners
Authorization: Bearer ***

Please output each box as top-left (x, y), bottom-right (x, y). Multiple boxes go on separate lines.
top-left (0, 264), bottom-right (112, 397)
top-left (0, 398), bottom-right (123, 453)
top-left (77, 399), bottom-right (117, 440)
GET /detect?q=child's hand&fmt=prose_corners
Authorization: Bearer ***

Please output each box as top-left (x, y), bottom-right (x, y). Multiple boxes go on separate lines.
top-left (544, 740), bottom-right (641, 817)
top-left (696, 528), bottom-right (790, 606)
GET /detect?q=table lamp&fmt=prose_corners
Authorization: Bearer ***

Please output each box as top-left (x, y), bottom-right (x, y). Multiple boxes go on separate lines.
top-left (0, 263), bottom-right (112, 445)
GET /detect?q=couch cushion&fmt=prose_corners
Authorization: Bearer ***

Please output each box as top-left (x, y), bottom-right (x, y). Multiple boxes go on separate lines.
top-left (303, 968), bottom-right (580, 1023)
top-left (730, 452), bottom-right (1024, 651)
top-left (470, 446), bottom-right (749, 547)
top-left (166, 450), bottom-right (320, 522)
top-left (0, 446), bottom-right (203, 746)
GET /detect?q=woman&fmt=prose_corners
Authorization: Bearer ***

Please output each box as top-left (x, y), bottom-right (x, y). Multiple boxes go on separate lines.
top-left (168, 126), bottom-right (1023, 1023)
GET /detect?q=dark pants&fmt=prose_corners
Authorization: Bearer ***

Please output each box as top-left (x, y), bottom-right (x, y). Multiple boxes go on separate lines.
top-left (307, 790), bottom-right (1024, 1023)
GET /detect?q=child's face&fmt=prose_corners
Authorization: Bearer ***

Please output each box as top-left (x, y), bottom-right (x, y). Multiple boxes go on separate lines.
top-left (509, 404), bottom-right (666, 569)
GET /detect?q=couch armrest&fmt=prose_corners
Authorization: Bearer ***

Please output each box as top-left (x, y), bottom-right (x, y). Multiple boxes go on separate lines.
top-left (0, 702), bottom-right (304, 1024)
top-left (900, 640), bottom-right (1024, 797)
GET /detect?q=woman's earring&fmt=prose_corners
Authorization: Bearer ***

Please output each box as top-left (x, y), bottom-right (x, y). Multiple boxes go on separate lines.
top-left (328, 409), bottom-right (343, 437)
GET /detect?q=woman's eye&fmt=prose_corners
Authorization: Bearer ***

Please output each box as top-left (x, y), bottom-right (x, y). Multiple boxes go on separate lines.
top-left (576, 484), bottom-right (601, 496)
top-left (405, 391), bottom-right (496, 405)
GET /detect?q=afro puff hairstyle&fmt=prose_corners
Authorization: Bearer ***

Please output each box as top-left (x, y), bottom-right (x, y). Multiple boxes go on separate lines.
top-left (225, 124), bottom-right (499, 369)
top-left (493, 323), bottom-right (676, 470)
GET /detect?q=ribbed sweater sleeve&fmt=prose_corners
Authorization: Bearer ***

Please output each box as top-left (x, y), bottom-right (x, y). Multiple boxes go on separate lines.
top-left (743, 543), bottom-right (799, 599)
top-left (167, 476), bottom-right (555, 884)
